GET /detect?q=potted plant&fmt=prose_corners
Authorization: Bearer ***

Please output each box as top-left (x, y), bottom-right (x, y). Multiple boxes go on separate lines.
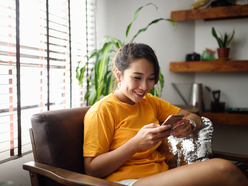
top-left (212, 27), bottom-right (235, 60)
top-left (76, 3), bottom-right (177, 105)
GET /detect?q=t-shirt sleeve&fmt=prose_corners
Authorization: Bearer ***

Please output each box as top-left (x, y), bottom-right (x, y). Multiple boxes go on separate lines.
top-left (148, 94), bottom-right (180, 122)
top-left (83, 110), bottom-right (114, 157)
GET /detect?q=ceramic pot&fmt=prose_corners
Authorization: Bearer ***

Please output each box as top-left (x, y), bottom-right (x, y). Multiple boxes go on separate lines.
top-left (217, 47), bottom-right (230, 59)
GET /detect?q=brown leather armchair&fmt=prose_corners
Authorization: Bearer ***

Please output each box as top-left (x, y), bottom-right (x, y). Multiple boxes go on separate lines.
top-left (23, 107), bottom-right (248, 186)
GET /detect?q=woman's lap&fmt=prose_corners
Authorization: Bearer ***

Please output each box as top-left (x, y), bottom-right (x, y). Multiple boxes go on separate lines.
top-left (133, 158), bottom-right (248, 186)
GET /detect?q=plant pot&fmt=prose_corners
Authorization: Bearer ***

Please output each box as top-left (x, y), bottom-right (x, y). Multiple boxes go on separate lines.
top-left (217, 47), bottom-right (230, 59)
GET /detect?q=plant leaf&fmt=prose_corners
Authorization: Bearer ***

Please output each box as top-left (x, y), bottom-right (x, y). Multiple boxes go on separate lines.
top-left (158, 67), bottom-right (164, 96)
top-left (84, 88), bottom-right (89, 101)
top-left (226, 29), bottom-right (235, 47)
top-left (89, 87), bottom-right (97, 106)
top-left (106, 72), bottom-right (115, 95)
top-left (95, 42), bottom-right (113, 100)
top-left (76, 48), bottom-right (99, 87)
top-left (124, 3), bottom-right (157, 44)
top-left (212, 27), bottom-right (223, 48)
top-left (155, 84), bottom-right (159, 96)
top-left (76, 62), bottom-right (87, 86)
top-left (76, 61), bottom-right (81, 80)
top-left (223, 33), bottom-right (228, 47)
top-left (149, 87), bottom-right (155, 95)
top-left (101, 36), bottom-right (123, 49)
top-left (130, 18), bottom-right (177, 43)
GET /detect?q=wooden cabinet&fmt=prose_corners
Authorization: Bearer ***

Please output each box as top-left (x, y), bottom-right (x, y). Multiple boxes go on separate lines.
top-left (171, 5), bottom-right (248, 21)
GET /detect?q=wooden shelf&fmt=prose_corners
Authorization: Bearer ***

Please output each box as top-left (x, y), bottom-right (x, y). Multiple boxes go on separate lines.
top-left (199, 112), bottom-right (248, 126)
top-left (171, 5), bottom-right (248, 21)
top-left (170, 60), bottom-right (248, 72)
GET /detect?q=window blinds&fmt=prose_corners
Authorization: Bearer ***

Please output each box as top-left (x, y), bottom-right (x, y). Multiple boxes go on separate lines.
top-left (0, 0), bottom-right (96, 163)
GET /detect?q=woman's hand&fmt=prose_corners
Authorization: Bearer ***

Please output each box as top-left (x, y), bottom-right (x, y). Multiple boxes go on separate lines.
top-left (170, 109), bottom-right (202, 138)
top-left (170, 118), bottom-right (192, 138)
top-left (132, 123), bottom-right (172, 151)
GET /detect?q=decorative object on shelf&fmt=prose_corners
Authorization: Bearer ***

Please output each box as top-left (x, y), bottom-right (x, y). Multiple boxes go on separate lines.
top-left (76, 3), bottom-right (177, 105)
top-left (202, 48), bottom-right (215, 61)
top-left (171, 4), bottom-right (248, 21)
top-left (212, 27), bottom-right (235, 60)
top-left (190, 0), bottom-right (211, 9)
top-left (236, 0), bottom-right (248, 5)
top-left (209, 0), bottom-right (235, 7)
top-left (171, 82), bottom-right (205, 112)
top-left (186, 52), bottom-right (201, 61)
top-left (210, 90), bottom-right (225, 112)
top-left (227, 107), bottom-right (248, 114)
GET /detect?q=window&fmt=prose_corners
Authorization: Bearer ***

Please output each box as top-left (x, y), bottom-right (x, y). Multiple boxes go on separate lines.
top-left (0, 0), bottom-right (96, 163)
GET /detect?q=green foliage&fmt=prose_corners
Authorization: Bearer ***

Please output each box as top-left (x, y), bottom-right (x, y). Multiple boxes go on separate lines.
top-left (0, 181), bottom-right (22, 186)
top-left (76, 3), bottom-right (177, 105)
top-left (212, 27), bottom-right (235, 48)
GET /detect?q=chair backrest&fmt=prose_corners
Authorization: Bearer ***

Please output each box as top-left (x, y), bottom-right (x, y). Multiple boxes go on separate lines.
top-left (30, 107), bottom-right (90, 175)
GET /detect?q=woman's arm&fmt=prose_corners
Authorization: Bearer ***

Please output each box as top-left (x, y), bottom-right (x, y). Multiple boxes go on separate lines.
top-left (84, 123), bottom-right (172, 178)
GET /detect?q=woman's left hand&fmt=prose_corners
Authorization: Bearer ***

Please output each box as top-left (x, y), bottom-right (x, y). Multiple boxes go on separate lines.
top-left (170, 118), bottom-right (192, 138)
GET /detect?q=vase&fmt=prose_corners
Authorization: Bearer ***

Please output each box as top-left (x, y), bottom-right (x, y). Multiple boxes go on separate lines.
top-left (217, 47), bottom-right (230, 59)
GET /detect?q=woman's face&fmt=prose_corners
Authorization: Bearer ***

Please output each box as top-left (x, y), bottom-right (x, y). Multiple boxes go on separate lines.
top-left (115, 58), bottom-right (156, 105)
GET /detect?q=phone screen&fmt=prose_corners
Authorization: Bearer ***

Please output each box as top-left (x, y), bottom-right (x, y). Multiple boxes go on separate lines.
top-left (161, 114), bottom-right (184, 130)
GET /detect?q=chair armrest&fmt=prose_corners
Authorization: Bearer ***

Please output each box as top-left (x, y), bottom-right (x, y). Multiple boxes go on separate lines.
top-left (23, 161), bottom-right (123, 186)
top-left (213, 150), bottom-right (248, 163)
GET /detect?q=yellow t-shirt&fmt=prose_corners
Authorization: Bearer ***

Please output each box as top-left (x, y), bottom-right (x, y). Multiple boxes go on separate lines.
top-left (83, 93), bottom-right (180, 181)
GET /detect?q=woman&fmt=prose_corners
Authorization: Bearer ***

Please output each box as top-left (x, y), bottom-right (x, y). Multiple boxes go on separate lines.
top-left (83, 43), bottom-right (248, 186)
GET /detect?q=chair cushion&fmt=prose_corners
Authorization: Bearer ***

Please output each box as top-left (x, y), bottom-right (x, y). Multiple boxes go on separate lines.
top-left (31, 107), bottom-right (90, 174)
top-left (159, 117), bottom-right (214, 168)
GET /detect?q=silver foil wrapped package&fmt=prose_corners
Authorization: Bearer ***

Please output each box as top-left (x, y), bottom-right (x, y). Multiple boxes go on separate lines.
top-left (159, 117), bottom-right (214, 168)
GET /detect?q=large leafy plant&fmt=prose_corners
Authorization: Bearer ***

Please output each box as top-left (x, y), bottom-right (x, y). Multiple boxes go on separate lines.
top-left (76, 3), bottom-right (177, 105)
top-left (212, 27), bottom-right (235, 48)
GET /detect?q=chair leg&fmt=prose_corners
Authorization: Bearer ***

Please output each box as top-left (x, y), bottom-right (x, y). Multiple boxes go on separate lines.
top-left (29, 172), bottom-right (39, 186)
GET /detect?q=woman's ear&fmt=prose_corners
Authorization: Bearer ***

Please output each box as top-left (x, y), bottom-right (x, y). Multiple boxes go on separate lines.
top-left (115, 68), bottom-right (121, 82)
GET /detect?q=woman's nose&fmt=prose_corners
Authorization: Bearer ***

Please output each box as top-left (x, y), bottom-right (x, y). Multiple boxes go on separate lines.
top-left (139, 80), bottom-right (148, 90)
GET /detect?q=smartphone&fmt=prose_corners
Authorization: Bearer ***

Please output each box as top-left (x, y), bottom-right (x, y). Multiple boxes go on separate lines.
top-left (161, 114), bottom-right (184, 130)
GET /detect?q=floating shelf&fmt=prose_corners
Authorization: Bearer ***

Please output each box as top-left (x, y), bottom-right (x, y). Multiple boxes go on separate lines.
top-left (199, 112), bottom-right (248, 126)
top-left (170, 60), bottom-right (248, 72)
top-left (171, 5), bottom-right (248, 21)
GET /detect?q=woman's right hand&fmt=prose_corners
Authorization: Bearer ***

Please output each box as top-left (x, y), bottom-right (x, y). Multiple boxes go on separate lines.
top-left (132, 123), bottom-right (172, 151)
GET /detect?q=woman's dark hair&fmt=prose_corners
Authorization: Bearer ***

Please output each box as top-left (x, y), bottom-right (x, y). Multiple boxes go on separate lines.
top-left (113, 43), bottom-right (160, 84)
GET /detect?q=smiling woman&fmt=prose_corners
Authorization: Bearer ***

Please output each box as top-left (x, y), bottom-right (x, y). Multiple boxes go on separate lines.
top-left (83, 43), bottom-right (248, 186)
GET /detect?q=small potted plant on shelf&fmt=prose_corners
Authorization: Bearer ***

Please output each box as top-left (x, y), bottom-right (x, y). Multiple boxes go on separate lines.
top-left (212, 27), bottom-right (235, 60)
